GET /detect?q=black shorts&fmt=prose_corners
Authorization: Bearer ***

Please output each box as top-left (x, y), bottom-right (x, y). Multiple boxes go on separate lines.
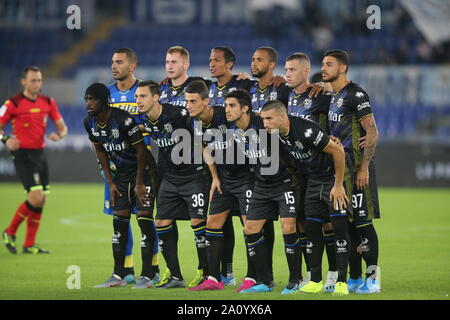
top-left (209, 174), bottom-right (254, 216)
top-left (12, 148), bottom-right (49, 193)
top-left (352, 162), bottom-right (381, 226)
top-left (112, 169), bottom-right (155, 213)
top-left (304, 173), bottom-right (352, 223)
top-left (156, 173), bottom-right (209, 221)
top-left (246, 178), bottom-right (298, 221)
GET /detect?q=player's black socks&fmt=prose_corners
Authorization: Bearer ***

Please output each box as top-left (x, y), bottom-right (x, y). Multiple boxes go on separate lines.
top-left (263, 220), bottom-right (275, 282)
top-left (123, 222), bottom-right (135, 276)
top-left (243, 231), bottom-right (257, 280)
top-left (246, 232), bottom-right (271, 285)
top-left (357, 223), bottom-right (379, 279)
top-left (348, 223), bottom-right (363, 279)
top-left (112, 215), bottom-right (130, 279)
top-left (156, 223), bottom-right (183, 280)
top-left (283, 233), bottom-right (301, 283)
top-left (305, 219), bottom-right (325, 282)
top-left (137, 217), bottom-right (156, 279)
top-left (323, 229), bottom-right (337, 272)
top-left (151, 220), bottom-right (160, 275)
top-left (192, 221), bottom-right (208, 276)
top-left (221, 215), bottom-right (235, 278)
top-left (299, 231), bottom-right (309, 274)
top-left (205, 228), bottom-right (224, 281)
top-left (330, 216), bottom-right (350, 283)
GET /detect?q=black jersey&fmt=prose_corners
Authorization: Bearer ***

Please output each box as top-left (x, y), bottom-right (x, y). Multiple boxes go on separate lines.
top-left (280, 115), bottom-right (333, 177)
top-left (287, 88), bottom-right (331, 128)
top-left (84, 108), bottom-right (144, 172)
top-left (160, 77), bottom-right (212, 108)
top-left (187, 106), bottom-right (253, 179)
top-left (135, 104), bottom-right (203, 181)
top-left (208, 75), bottom-right (256, 107)
top-left (327, 82), bottom-right (373, 169)
top-left (230, 112), bottom-right (294, 185)
top-left (249, 82), bottom-right (290, 113)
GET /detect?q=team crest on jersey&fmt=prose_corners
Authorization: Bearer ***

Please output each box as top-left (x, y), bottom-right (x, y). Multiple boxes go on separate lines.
top-left (121, 95), bottom-right (127, 102)
top-left (295, 140), bottom-right (304, 149)
top-left (218, 124), bottom-right (227, 134)
top-left (336, 98), bottom-right (344, 108)
top-left (111, 128), bottom-right (119, 139)
top-left (304, 99), bottom-right (312, 109)
top-left (270, 91), bottom-right (278, 100)
top-left (181, 109), bottom-right (188, 116)
top-left (164, 123), bottom-right (173, 133)
top-left (171, 90), bottom-right (178, 96)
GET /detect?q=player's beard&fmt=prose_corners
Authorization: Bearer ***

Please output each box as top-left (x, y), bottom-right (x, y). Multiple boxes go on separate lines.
top-left (252, 68), bottom-right (267, 79)
top-left (113, 73), bottom-right (128, 81)
top-left (322, 71), bottom-right (339, 83)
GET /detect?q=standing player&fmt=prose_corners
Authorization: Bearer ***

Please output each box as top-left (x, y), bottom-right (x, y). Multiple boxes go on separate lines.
top-left (84, 83), bottom-right (157, 288)
top-left (106, 48), bottom-right (159, 285)
top-left (224, 90), bottom-right (301, 294)
top-left (208, 47), bottom-right (257, 107)
top-left (284, 52), bottom-right (338, 292)
top-left (322, 50), bottom-right (380, 294)
top-left (160, 46), bottom-right (212, 108)
top-left (134, 80), bottom-right (216, 289)
top-left (2, 66), bottom-right (67, 254)
top-left (249, 46), bottom-right (290, 113)
top-left (184, 81), bottom-right (255, 291)
top-left (260, 101), bottom-right (351, 296)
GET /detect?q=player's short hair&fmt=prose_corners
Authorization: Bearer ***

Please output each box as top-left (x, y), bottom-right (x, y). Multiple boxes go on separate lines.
top-left (285, 52), bottom-right (311, 69)
top-left (224, 89), bottom-right (252, 114)
top-left (21, 66), bottom-right (41, 79)
top-left (167, 46), bottom-right (190, 63)
top-left (185, 80), bottom-right (209, 100)
top-left (324, 50), bottom-right (350, 73)
top-left (212, 46), bottom-right (236, 69)
top-left (310, 72), bottom-right (323, 83)
top-left (261, 100), bottom-right (287, 115)
top-left (256, 46), bottom-right (278, 64)
top-left (137, 80), bottom-right (161, 96)
top-left (114, 47), bottom-right (138, 64)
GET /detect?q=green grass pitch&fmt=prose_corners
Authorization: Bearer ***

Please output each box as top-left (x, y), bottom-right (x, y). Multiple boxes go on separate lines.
top-left (0, 183), bottom-right (449, 300)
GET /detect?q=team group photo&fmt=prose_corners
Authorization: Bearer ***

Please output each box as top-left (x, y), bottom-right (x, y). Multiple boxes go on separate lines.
top-left (0, 0), bottom-right (449, 302)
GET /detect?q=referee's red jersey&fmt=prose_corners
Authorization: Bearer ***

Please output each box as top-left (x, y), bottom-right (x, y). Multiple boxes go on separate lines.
top-left (0, 93), bottom-right (62, 149)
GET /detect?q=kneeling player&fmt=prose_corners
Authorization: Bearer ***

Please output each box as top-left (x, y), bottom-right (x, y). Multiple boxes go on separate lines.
top-left (83, 83), bottom-right (157, 288)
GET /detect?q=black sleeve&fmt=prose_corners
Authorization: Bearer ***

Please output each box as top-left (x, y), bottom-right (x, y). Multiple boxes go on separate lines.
top-left (238, 79), bottom-right (257, 92)
top-left (299, 118), bottom-right (331, 152)
top-left (84, 117), bottom-right (100, 144)
top-left (122, 114), bottom-right (144, 145)
top-left (277, 84), bottom-right (291, 107)
top-left (314, 91), bottom-right (332, 114)
top-left (350, 88), bottom-right (373, 120)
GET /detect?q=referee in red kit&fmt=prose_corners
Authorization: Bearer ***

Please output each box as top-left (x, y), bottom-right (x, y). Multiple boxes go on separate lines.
top-left (1, 66), bottom-right (68, 254)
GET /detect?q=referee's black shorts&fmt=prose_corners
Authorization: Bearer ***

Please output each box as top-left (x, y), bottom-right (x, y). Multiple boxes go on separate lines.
top-left (12, 148), bottom-right (50, 193)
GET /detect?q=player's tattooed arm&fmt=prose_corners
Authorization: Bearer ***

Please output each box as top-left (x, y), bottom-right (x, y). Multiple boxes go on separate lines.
top-left (93, 143), bottom-right (122, 206)
top-left (357, 115), bottom-right (379, 190)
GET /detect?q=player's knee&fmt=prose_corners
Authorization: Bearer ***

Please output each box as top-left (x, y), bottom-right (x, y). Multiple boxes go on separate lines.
top-left (206, 212), bottom-right (228, 229)
top-left (322, 221), bottom-right (333, 232)
top-left (243, 220), bottom-right (261, 235)
top-left (28, 190), bottom-right (45, 208)
top-left (281, 218), bottom-right (296, 234)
